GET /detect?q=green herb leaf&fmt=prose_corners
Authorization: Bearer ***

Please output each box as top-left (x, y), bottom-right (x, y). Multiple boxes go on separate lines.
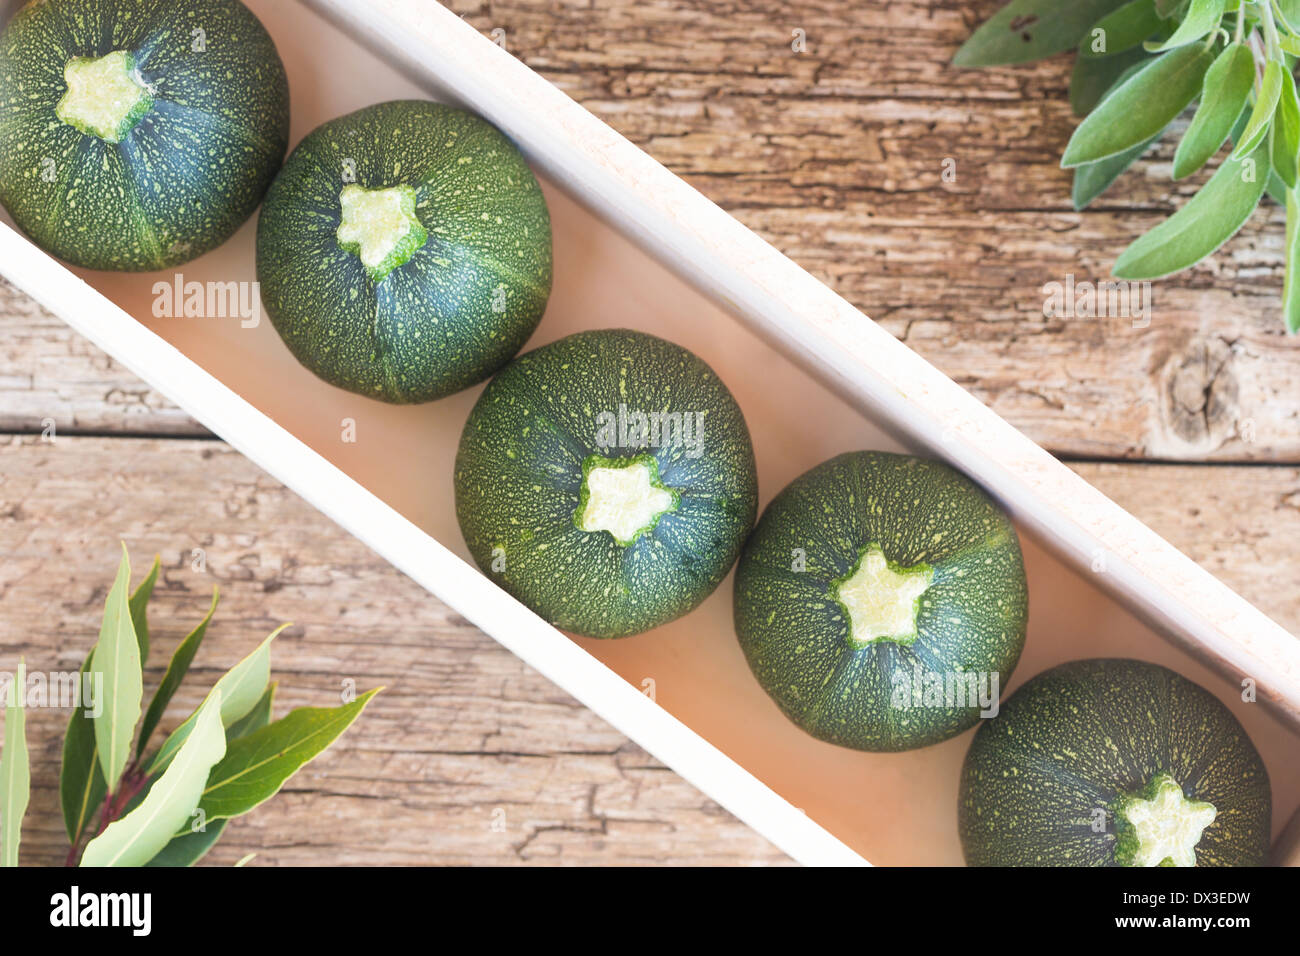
top-left (1113, 137), bottom-right (1268, 278)
top-left (1278, 0), bottom-right (1300, 31)
top-left (136, 589), bottom-right (218, 759)
top-left (93, 543), bottom-right (143, 793)
top-left (1071, 46), bottom-right (1153, 115)
top-left (143, 819), bottom-right (229, 868)
top-left (147, 624), bottom-right (285, 775)
top-left (1268, 168), bottom-right (1290, 204)
top-left (1, 659), bottom-right (30, 867)
top-left (1154, 0), bottom-right (1185, 16)
top-left (1284, 186), bottom-right (1300, 332)
top-left (1144, 0), bottom-right (1225, 51)
top-left (1271, 68), bottom-right (1300, 189)
top-left (128, 555), bottom-right (160, 664)
top-left (1081, 0), bottom-right (1164, 57)
top-left (226, 682), bottom-right (276, 741)
top-left (81, 688), bottom-right (226, 867)
top-left (1174, 42), bottom-right (1256, 179)
top-left (1063, 45), bottom-right (1213, 165)
top-left (1232, 59), bottom-right (1285, 160)
top-left (1073, 133), bottom-right (1164, 208)
top-left (59, 652), bottom-right (107, 844)
top-left (954, 0), bottom-right (1133, 66)
top-left (198, 688), bottom-right (381, 823)
top-left (144, 684), bottom-right (275, 867)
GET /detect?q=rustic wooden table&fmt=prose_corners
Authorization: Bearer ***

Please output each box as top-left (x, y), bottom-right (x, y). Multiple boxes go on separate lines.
top-left (1, 0), bottom-right (1297, 866)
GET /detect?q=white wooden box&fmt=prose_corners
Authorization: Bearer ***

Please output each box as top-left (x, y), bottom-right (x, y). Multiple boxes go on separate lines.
top-left (1, 0), bottom-right (1297, 866)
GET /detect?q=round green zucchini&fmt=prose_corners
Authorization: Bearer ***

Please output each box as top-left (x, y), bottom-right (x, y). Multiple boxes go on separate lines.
top-left (256, 100), bottom-right (552, 404)
top-left (733, 451), bottom-right (1028, 751)
top-left (0, 0), bottom-right (289, 270)
top-left (454, 328), bottom-right (757, 638)
top-left (959, 658), bottom-right (1271, 867)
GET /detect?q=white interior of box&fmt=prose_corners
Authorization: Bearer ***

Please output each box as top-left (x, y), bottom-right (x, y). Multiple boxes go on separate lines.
top-left (2, 0), bottom-right (1297, 865)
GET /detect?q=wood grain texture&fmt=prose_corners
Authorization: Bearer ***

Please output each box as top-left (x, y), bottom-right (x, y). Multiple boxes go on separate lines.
top-left (5, 1), bottom-right (1299, 460)
top-left (2, 0), bottom-right (1298, 867)
top-left (0, 435), bottom-right (790, 866)
top-left (446, 0), bottom-right (1300, 463)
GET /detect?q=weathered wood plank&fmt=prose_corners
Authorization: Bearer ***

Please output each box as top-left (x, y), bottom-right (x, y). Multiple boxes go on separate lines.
top-left (0, 435), bottom-right (789, 865)
top-left (4, 0), bottom-right (1299, 458)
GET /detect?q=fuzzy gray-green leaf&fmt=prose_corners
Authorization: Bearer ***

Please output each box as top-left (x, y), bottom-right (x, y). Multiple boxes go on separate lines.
top-left (1271, 69), bottom-right (1300, 189)
top-left (1145, 0), bottom-right (1225, 51)
top-left (1081, 0), bottom-right (1164, 57)
top-left (1073, 132), bottom-right (1163, 208)
top-left (1232, 59), bottom-right (1285, 160)
top-left (954, 0), bottom-right (1133, 66)
top-left (1063, 45), bottom-right (1213, 166)
top-left (1284, 187), bottom-right (1300, 332)
top-left (1174, 42), bottom-right (1255, 179)
top-left (1071, 46), bottom-right (1152, 116)
top-left (1113, 137), bottom-right (1268, 278)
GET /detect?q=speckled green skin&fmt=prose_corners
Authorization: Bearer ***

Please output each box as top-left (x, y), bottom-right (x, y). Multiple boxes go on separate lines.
top-left (733, 452), bottom-right (1027, 751)
top-left (455, 329), bottom-right (757, 638)
top-left (0, 0), bottom-right (288, 270)
top-left (959, 658), bottom-right (1271, 867)
top-left (256, 100), bottom-right (552, 404)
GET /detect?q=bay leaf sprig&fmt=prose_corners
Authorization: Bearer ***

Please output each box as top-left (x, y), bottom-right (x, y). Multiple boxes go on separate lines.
top-left (0, 544), bottom-right (382, 867)
top-left (956, 0), bottom-right (1300, 333)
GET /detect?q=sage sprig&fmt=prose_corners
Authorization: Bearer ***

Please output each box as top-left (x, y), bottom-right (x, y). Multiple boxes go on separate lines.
top-left (956, 0), bottom-right (1300, 333)
top-left (0, 544), bottom-right (381, 867)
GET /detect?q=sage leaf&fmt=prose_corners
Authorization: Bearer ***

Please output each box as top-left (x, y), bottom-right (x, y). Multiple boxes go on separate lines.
top-left (198, 688), bottom-right (381, 822)
top-left (1232, 59), bottom-right (1285, 159)
top-left (1071, 46), bottom-right (1152, 115)
top-left (147, 624), bottom-right (286, 775)
top-left (93, 543), bottom-right (143, 793)
top-left (1174, 42), bottom-right (1256, 179)
top-left (1279, 0), bottom-right (1300, 30)
top-left (1081, 0), bottom-right (1164, 58)
top-left (954, 0), bottom-right (1132, 66)
top-left (1284, 186), bottom-right (1300, 332)
top-left (136, 588), bottom-right (218, 759)
top-left (128, 555), bottom-right (159, 664)
top-left (1271, 68), bottom-right (1300, 189)
top-left (1145, 0), bottom-right (1225, 51)
top-left (1268, 168), bottom-right (1289, 205)
top-left (1063, 44), bottom-right (1213, 165)
top-left (1113, 137), bottom-right (1268, 278)
top-left (1, 659), bottom-right (29, 867)
top-left (59, 652), bottom-right (106, 844)
top-left (81, 689), bottom-right (226, 867)
top-left (1073, 132), bottom-right (1163, 208)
